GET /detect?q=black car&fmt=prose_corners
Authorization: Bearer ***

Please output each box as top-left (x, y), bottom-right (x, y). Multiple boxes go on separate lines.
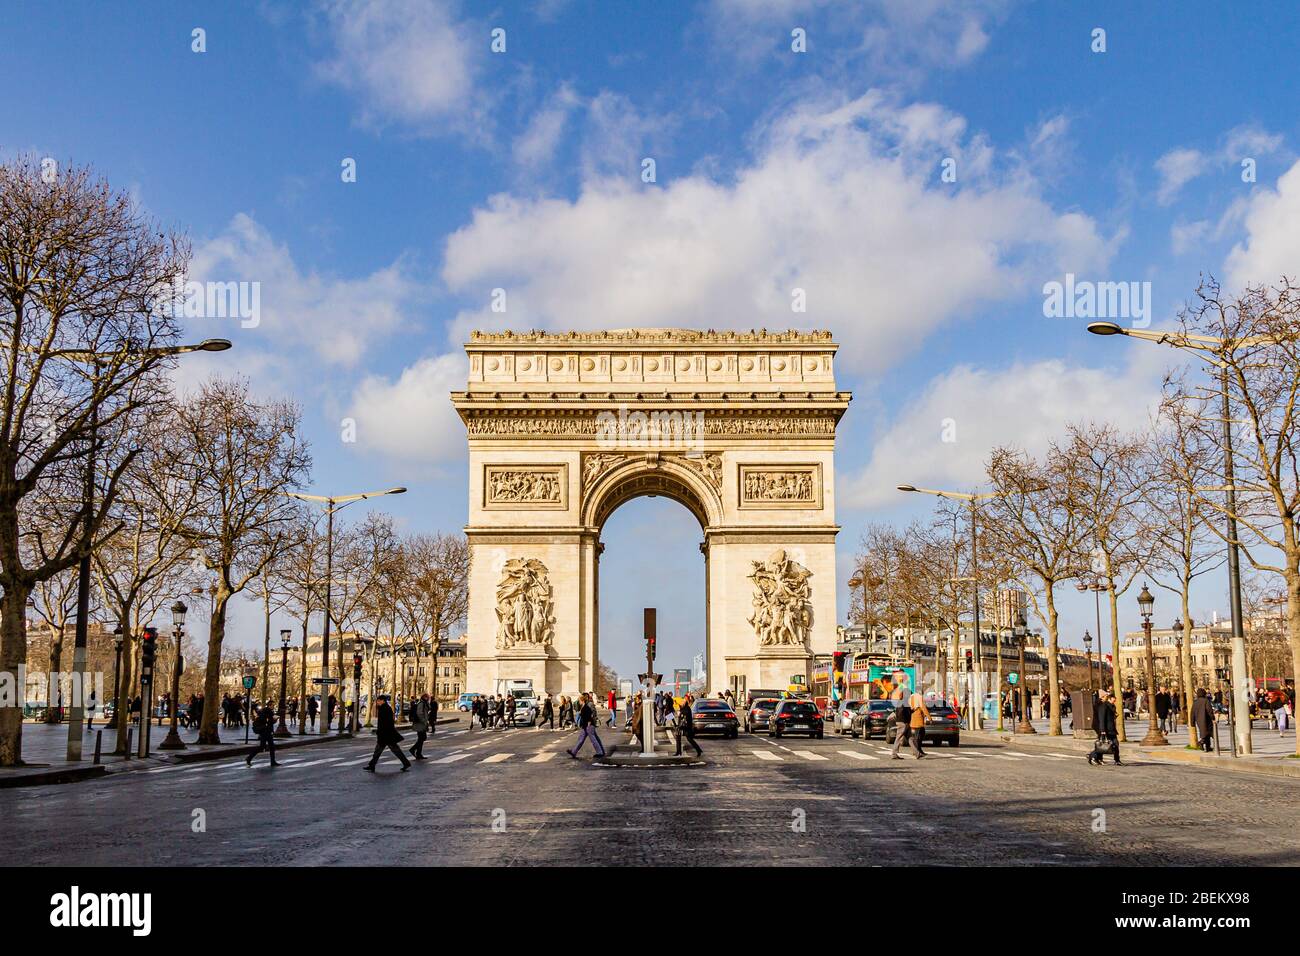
top-left (691, 699), bottom-right (739, 738)
top-left (769, 699), bottom-right (823, 738)
top-left (744, 697), bottom-right (780, 733)
top-left (850, 699), bottom-right (898, 739)
top-left (886, 701), bottom-right (961, 746)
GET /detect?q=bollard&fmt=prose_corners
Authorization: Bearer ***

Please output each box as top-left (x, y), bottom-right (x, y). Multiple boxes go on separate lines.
top-left (93, 730), bottom-right (102, 765)
top-left (124, 726), bottom-right (133, 760)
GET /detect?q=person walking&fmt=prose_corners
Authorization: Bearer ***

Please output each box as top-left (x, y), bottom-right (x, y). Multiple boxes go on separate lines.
top-left (428, 693), bottom-right (439, 738)
top-left (675, 693), bottom-right (703, 757)
top-left (607, 689), bottom-right (617, 727)
top-left (306, 694), bottom-right (318, 731)
top-left (408, 693), bottom-right (431, 760)
top-left (246, 704), bottom-right (280, 767)
top-left (1190, 688), bottom-right (1215, 752)
top-left (629, 693), bottom-right (644, 748)
top-left (1155, 686), bottom-right (1172, 735)
top-left (505, 693), bottom-right (516, 728)
top-left (624, 692), bottom-right (634, 729)
top-left (1089, 689), bottom-right (1122, 765)
top-left (365, 695), bottom-right (411, 772)
top-left (905, 691), bottom-right (928, 759)
top-left (890, 698), bottom-right (912, 759)
top-left (567, 693), bottom-right (606, 759)
top-left (495, 694), bottom-right (507, 730)
top-left (537, 693), bottom-right (555, 730)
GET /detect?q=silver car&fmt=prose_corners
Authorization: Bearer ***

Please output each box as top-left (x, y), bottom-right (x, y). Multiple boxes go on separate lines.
top-left (831, 699), bottom-right (865, 735)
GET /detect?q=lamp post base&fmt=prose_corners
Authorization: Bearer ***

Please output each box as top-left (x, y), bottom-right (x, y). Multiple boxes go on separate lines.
top-left (1141, 728), bottom-right (1170, 746)
top-left (274, 721), bottom-right (291, 738)
top-left (1016, 719), bottom-right (1037, 734)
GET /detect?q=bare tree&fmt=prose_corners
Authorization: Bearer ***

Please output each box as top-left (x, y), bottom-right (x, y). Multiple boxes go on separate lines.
top-left (983, 446), bottom-right (1085, 735)
top-left (272, 513), bottom-right (325, 731)
top-left (1151, 386), bottom-right (1224, 724)
top-left (0, 157), bottom-right (189, 764)
top-left (1060, 423), bottom-right (1153, 741)
top-left (1171, 277), bottom-right (1300, 755)
top-left (168, 378), bottom-right (311, 744)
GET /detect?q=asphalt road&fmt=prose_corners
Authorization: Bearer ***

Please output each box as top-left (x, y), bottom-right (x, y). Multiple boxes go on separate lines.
top-left (4, 719), bottom-right (1298, 866)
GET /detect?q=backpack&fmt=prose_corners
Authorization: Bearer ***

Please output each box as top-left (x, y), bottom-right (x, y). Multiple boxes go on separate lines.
top-left (895, 703), bottom-right (912, 727)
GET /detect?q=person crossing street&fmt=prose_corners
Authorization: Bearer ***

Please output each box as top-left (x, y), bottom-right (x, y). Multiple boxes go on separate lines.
top-left (408, 693), bottom-right (431, 760)
top-left (365, 695), bottom-right (411, 772)
top-left (675, 693), bottom-right (703, 757)
top-left (246, 704), bottom-right (280, 767)
top-left (567, 693), bottom-right (606, 759)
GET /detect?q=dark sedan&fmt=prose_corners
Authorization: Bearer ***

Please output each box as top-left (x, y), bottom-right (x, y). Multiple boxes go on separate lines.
top-left (850, 699), bottom-right (898, 739)
top-left (769, 699), bottom-right (824, 738)
top-left (744, 697), bottom-right (780, 733)
top-left (886, 701), bottom-right (961, 746)
top-left (691, 699), bottom-right (739, 738)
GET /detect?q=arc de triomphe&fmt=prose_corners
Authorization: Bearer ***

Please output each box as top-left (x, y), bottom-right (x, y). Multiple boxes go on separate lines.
top-left (451, 328), bottom-right (851, 698)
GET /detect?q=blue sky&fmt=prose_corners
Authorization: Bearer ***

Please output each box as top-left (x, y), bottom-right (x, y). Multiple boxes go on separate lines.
top-left (8, 1), bottom-right (1299, 677)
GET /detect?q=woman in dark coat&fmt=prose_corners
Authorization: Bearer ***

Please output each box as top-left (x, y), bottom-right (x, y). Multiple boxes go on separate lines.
top-left (364, 695), bottom-right (411, 772)
top-left (1190, 688), bottom-right (1215, 751)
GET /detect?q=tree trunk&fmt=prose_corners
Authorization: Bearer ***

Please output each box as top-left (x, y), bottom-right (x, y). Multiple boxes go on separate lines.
top-left (298, 618), bottom-right (308, 731)
top-left (1045, 585), bottom-right (1062, 735)
top-left (0, 581), bottom-right (33, 765)
top-left (197, 592), bottom-right (230, 745)
top-left (111, 603), bottom-right (136, 756)
top-left (260, 591), bottom-right (270, 704)
top-left (1180, 585), bottom-right (1194, 728)
top-left (1288, 568), bottom-right (1300, 757)
top-left (44, 625), bottom-right (65, 723)
top-left (1107, 584), bottom-right (1125, 742)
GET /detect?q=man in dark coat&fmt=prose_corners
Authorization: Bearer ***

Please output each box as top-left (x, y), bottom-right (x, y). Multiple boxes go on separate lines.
top-left (365, 695), bottom-right (411, 772)
top-left (675, 693), bottom-right (703, 757)
top-left (1089, 690), bottom-right (1121, 765)
top-left (1190, 688), bottom-right (1215, 752)
top-left (1155, 687), bottom-right (1172, 734)
top-left (246, 704), bottom-right (280, 767)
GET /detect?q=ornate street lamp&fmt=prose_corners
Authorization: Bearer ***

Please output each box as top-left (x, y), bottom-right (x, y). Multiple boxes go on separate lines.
top-left (275, 629), bottom-right (293, 737)
top-left (1172, 617), bottom-right (1188, 727)
top-left (1014, 613), bottom-right (1035, 734)
top-left (110, 626), bottom-right (124, 732)
top-left (158, 600), bottom-right (188, 750)
top-left (1083, 629), bottom-right (1094, 691)
top-left (1137, 584), bottom-right (1168, 746)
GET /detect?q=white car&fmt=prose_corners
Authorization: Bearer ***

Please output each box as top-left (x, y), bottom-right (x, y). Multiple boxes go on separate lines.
top-left (831, 699), bottom-right (865, 734)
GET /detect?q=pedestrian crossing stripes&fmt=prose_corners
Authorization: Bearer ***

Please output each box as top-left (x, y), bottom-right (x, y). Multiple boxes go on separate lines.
top-left (526, 752), bottom-right (558, 763)
top-left (480, 753), bottom-right (512, 763)
top-left (790, 750), bottom-right (828, 761)
top-left (750, 749), bottom-right (781, 761)
top-left (837, 750), bottom-right (876, 761)
top-left (432, 752), bottom-right (472, 764)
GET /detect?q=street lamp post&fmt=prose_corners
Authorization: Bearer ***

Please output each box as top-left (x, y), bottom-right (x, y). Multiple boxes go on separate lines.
top-left (110, 627), bottom-right (124, 735)
top-left (1083, 630), bottom-right (1094, 690)
top-left (1172, 617), bottom-right (1187, 728)
top-left (898, 484), bottom-right (994, 730)
top-left (275, 629), bottom-right (292, 737)
top-left (1014, 613), bottom-right (1035, 734)
top-left (1137, 584), bottom-right (1169, 746)
top-left (258, 487), bottom-right (407, 736)
top-left (158, 601), bottom-right (189, 750)
top-left (54, 338), bottom-right (231, 761)
top-left (1087, 322), bottom-right (1253, 754)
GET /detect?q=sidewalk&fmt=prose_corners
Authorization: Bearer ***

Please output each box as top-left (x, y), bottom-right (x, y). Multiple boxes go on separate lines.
top-left (968, 714), bottom-right (1299, 778)
top-left (0, 715), bottom-right (461, 788)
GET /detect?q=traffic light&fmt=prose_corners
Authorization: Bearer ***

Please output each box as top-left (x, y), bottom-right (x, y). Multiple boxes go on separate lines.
top-left (647, 634), bottom-right (657, 662)
top-left (139, 627), bottom-right (158, 686)
top-left (964, 649), bottom-right (973, 672)
top-left (644, 607), bottom-right (657, 662)
top-left (353, 654), bottom-right (363, 682)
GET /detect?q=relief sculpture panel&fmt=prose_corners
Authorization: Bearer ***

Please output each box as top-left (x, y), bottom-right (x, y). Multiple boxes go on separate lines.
top-left (484, 465), bottom-right (567, 509)
top-left (738, 464), bottom-right (823, 509)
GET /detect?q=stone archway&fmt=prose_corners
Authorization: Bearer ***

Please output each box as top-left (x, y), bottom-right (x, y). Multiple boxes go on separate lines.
top-left (451, 328), bottom-right (851, 698)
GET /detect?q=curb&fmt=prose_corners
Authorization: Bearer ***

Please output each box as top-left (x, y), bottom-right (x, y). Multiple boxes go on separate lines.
top-left (1136, 747), bottom-right (1300, 779)
top-left (0, 764), bottom-right (108, 789)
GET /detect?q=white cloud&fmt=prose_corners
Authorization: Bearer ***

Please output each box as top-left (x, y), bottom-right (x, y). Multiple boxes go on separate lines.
top-left (1154, 148), bottom-right (1207, 205)
top-left (1224, 158), bottom-right (1300, 289)
top-left (188, 213), bottom-right (426, 369)
top-left (347, 352), bottom-right (468, 467)
top-left (842, 352), bottom-right (1166, 509)
top-left (512, 84), bottom-right (581, 170)
top-left (441, 90), bottom-right (1111, 372)
top-left (314, 0), bottom-right (483, 133)
top-left (1170, 218), bottom-right (1209, 255)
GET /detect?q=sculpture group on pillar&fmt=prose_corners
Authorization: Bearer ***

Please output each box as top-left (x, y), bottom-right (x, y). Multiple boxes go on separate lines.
top-left (495, 558), bottom-right (556, 650)
top-left (748, 548), bottom-right (814, 647)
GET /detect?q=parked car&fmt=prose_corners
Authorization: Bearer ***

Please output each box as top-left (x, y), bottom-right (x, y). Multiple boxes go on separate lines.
top-left (691, 698), bottom-right (739, 737)
top-left (885, 700), bottom-right (961, 746)
top-left (850, 699), bottom-right (898, 739)
top-left (831, 699), bottom-right (865, 734)
top-left (769, 699), bottom-right (823, 738)
top-left (744, 697), bottom-right (780, 733)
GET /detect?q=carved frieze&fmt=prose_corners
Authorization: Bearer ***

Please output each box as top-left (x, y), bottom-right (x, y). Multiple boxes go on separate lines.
top-left (495, 558), bottom-right (555, 650)
top-left (671, 452), bottom-right (723, 491)
top-left (465, 413), bottom-right (837, 438)
top-left (748, 549), bottom-right (813, 648)
top-left (483, 464), bottom-right (567, 509)
top-left (738, 464), bottom-right (823, 509)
